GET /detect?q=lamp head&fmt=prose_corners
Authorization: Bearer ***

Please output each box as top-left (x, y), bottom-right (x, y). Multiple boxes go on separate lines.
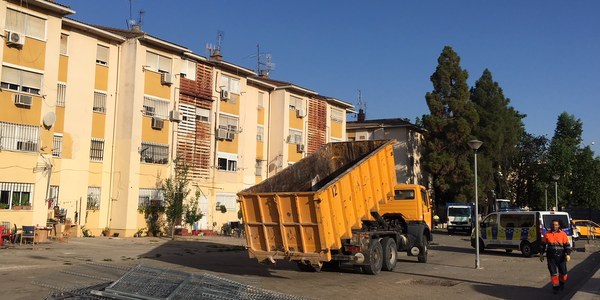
top-left (552, 175), bottom-right (560, 181)
top-left (467, 140), bottom-right (483, 150)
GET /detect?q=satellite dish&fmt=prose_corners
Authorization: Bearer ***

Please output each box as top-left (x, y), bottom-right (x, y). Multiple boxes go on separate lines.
top-left (43, 112), bottom-right (56, 129)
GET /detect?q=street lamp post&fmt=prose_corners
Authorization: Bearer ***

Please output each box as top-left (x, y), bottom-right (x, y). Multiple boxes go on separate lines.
top-left (552, 175), bottom-right (560, 211)
top-left (468, 139), bottom-right (483, 269)
top-left (544, 184), bottom-right (548, 211)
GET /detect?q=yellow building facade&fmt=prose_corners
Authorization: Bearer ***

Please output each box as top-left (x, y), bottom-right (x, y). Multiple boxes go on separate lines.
top-left (0, 0), bottom-right (353, 236)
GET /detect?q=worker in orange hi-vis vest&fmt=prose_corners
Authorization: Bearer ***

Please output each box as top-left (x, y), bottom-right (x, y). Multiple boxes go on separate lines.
top-left (539, 219), bottom-right (572, 294)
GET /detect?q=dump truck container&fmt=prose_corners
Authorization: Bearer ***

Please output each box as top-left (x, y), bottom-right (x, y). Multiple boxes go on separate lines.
top-left (238, 140), bottom-right (396, 265)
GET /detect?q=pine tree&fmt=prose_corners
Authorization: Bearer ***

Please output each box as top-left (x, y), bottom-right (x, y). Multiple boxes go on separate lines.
top-left (510, 133), bottom-right (548, 209)
top-left (470, 69), bottom-right (525, 209)
top-left (570, 146), bottom-right (600, 217)
top-left (547, 112), bottom-right (583, 209)
top-left (423, 46), bottom-right (479, 204)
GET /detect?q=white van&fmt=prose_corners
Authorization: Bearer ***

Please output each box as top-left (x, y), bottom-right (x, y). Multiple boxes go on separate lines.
top-left (471, 211), bottom-right (573, 257)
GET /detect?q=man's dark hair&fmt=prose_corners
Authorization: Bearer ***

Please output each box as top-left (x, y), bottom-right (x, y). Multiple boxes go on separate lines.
top-left (551, 219), bottom-right (561, 228)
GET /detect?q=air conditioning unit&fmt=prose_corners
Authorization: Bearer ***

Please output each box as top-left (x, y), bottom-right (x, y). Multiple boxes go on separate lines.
top-left (216, 128), bottom-right (228, 140)
top-left (296, 144), bottom-right (305, 153)
top-left (227, 125), bottom-right (238, 132)
top-left (226, 131), bottom-right (235, 141)
top-left (151, 117), bottom-right (164, 129)
top-left (169, 110), bottom-right (182, 122)
top-left (220, 89), bottom-right (230, 100)
top-left (161, 73), bottom-right (173, 85)
top-left (296, 109), bottom-right (307, 118)
top-left (14, 94), bottom-right (33, 107)
top-left (6, 31), bottom-right (25, 47)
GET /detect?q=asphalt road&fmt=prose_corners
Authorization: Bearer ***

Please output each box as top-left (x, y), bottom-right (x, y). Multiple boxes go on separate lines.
top-left (1, 230), bottom-right (599, 299)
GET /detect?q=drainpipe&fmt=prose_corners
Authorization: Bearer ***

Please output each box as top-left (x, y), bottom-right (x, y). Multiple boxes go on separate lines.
top-left (107, 42), bottom-right (122, 230)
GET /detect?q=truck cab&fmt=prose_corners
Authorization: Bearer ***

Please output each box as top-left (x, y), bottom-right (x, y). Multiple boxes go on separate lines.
top-left (447, 202), bottom-right (475, 234)
top-left (378, 184), bottom-right (432, 230)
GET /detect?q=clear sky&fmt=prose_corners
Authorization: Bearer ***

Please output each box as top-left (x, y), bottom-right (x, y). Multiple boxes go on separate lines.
top-left (61, 0), bottom-right (600, 154)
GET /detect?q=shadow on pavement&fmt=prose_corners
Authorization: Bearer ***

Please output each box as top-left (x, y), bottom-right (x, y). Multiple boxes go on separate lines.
top-left (140, 239), bottom-right (296, 278)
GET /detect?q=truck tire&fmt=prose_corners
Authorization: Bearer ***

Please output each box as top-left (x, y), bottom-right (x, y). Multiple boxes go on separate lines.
top-left (296, 261), bottom-right (322, 272)
top-left (381, 237), bottom-right (397, 271)
top-left (417, 237), bottom-right (429, 263)
top-left (363, 239), bottom-right (383, 275)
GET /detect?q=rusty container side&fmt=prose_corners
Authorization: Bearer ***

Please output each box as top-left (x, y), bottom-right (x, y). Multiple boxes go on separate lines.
top-left (238, 140), bottom-right (397, 263)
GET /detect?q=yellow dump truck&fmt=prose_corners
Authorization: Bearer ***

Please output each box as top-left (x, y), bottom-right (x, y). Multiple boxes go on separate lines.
top-left (237, 140), bottom-right (432, 275)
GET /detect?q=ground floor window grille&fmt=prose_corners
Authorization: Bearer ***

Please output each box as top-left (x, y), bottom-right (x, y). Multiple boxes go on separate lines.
top-left (0, 182), bottom-right (33, 210)
top-left (140, 142), bottom-right (169, 164)
top-left (0, 121), bottom-right (39, 152)
top-left (87, 187), bottom-right (101, 210)
top-left (138, 188), bottom-right (164, 209)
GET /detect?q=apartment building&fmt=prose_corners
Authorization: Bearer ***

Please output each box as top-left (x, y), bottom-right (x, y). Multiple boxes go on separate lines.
top-left (0, 0), bottom-right (353, 236)
top-left (347, 116), bottom-right (427, 186)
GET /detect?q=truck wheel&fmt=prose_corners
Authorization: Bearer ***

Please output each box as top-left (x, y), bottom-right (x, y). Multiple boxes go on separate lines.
top-left (381, 237), bottom-right (397, 271)
top-left (521, 241), bottom-right (533, 257)
top-left (417, 238), bottom-right (429, 263)
top-left (448, 229), bottom-right (454, 235)
top-left (296, 261), bottom-right (322, 272)
top-left (363, 239), bottom-right (383, 275)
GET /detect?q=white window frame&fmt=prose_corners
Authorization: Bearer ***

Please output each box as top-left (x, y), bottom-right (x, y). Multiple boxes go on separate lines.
top-left (93, 91), bottom-right (107, 113)
top-left (196, 107), bottom-right (210, 123)
top-left (60, 34), bottom-right (68, 56)
top-left (180, 59), bottom-right (197, 81)
top-left (87, 187), bottom-right (101, 210)
top-left (48, 185), bottom-right (59, 207)
top-left (220, 74), bottom-right (240, 94)
top-left (52, 133), bottom-right (63, 157)
top-left (218, 114), bottom-right (239, 133)
top-left (331, 108), bottom-right (344, 123)
top-left (5, 8), bottom-right (47, 40)
top-left (143, 96), bottom-right (169, 119)
top-left (289, 96), bottom-right (303, 111)
top-left (0, 182), bottom-right (33, 210)
top-left (96, 45), bottom-right (109, 66)
top-left (138, 188), bottom-right (165, 208)
top-left (257, 125), bottom-right (264, 141)
top-left (217, 152), bottom-right (238, 172)
top-left (288, 129), bottom-right (303, 145)
top-left (216, 193), bottom-right (237, 211)
top-left (258, 92), bottom-right (265, 109)
top-left (57, 83), bottom-right (66, 107)
top-left (1, 65), bottom-right (43, 95)
top-left (0, 121), bottom-right (40, 152)
top-left (146, 51), bottom-right (172, 74)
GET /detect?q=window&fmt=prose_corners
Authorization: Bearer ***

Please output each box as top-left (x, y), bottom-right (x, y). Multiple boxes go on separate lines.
top-left (0, 121), bottom-right (39, 152)
top-left (289, 96), bottom-right (303, 111)
top-left (93, 92), bottom-right (107, 113)
top-left (258, 92), bottom-right (264, 108)
top-left (1, 66), bottom-right (42, 95)
top-left (143, 96), bottom-right (169, 119)
top-left (60, 34), bottom-right (68, 55)
top-left (394, 189), bottom-right (415, 200)
top-left (421, 189), bottom-right (429, 207)
top-left (331, 108), bottom-right (344, 123)
top-left (146, 51), bottom-right (172, 74)
top-left (90, 138), bottom-right (104, 161)
top-left (482, 214), bottom-right (498, 227)
top-left (48, 185), bottom-right (59, 208)
top-left (255, 160), bottom-right (263, 176)
top-left (216, 193), bottom-right (237, 211)
top-left (220, 74), bottom-right (240, 94)
top-left (257, 126), bottom-right (264, 141)
top-left (57, 83), bottom-right (66, 107)
top-left (96, 45), bottom-right (109, 65)
top-left (288, 129), bottom-right (302, 145)
top-left (217, 152), bottom-right (238, 171)
top-left (87, 187), bottom-right (101, 210)
top-left (0, 182), bottom-right (33, 210)
top-left (180, 60), bottom-right (196, 81)
top-left (196, 107), bottom-right (210, 122)
top-left (52, 134), bottom-right (62, 157)
top-left (500, 214), bottom-right (534, 228)
top-left (138, 188), bottom-right (164, 209)
top-left (5, 9), bottom-right (46, 40)
top-left (140, 142), bottom-right (169, 164)
top-left (219, 114), bottom-right (239, 132)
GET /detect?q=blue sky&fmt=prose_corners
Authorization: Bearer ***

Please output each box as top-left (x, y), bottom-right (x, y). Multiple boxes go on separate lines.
top-left (61, 0), bottom-right (600, 154)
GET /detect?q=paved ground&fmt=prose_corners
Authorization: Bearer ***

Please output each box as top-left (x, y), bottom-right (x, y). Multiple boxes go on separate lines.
top-left (1, 230), bottom-right (599, 300)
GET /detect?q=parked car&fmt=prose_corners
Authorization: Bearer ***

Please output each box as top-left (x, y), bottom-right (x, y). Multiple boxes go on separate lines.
top-left (573, 220), bottom-right (600, 238)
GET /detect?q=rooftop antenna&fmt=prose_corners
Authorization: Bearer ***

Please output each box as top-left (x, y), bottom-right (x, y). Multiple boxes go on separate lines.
top-left (137, 9), bottom-right (145, 28)
top-left (256, 44), bottom-right (275, 77)
top-left (216, 30), bottom-right (224, 51)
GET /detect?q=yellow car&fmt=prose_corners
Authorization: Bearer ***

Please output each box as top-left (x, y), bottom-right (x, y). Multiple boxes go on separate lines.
top-left (573, 220), bottom-right (600, 238)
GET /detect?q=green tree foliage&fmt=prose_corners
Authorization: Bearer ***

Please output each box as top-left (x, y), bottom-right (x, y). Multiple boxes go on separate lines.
top-left (184, 190), bottom-right (204, 231)
top-left (509, 133), bottom-right (549, 210)
top-left (547, 112), bottom-right (583, 208)
top-left (470, 69), bottom-right (525, 210)
top-left (163, 159), bottom-right (191, 240)
top-left (570, 146), bottom-right (600, 216)
top-left (423, 46), bottom-right (479, 204)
